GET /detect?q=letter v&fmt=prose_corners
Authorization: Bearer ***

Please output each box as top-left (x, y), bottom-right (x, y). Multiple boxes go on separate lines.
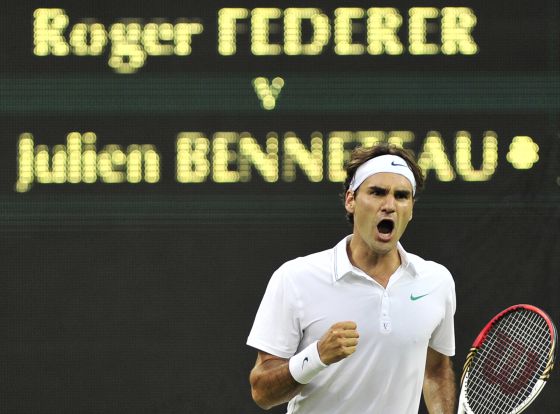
top-left (252, 77), bottom-right (285, 110)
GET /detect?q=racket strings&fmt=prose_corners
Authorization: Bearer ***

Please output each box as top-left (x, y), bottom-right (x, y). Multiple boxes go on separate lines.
top-left (465, 309), bottom-right (552, 414)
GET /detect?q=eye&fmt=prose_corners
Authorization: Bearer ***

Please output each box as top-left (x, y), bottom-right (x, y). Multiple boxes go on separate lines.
top-left (395, 191), bottom-right (411, 200)
top-left (370, 188), bottom-right (385, 196)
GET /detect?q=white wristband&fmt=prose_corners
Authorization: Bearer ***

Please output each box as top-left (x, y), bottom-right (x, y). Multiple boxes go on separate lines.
top-left (288, 340), bottom-right (328, 384)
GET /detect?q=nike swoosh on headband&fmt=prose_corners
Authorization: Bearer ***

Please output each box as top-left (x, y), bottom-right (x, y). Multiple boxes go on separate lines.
top-left (350, 154), bottom-right (417, 195)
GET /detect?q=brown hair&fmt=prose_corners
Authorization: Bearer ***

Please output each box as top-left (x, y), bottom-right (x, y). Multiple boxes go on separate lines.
top-left (342, 143), bottom-right (425, 225)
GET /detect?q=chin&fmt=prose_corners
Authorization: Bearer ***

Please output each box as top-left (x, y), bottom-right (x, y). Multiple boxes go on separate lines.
top-left (371, 241), bottom-right (396, 255)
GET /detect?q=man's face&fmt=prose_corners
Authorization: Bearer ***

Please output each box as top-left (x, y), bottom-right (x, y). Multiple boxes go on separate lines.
top-left (345, 172), bottom-right (414, 256)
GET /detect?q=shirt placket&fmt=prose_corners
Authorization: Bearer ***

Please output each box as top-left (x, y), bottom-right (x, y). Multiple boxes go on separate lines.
top-left (379, 289), bottom-right (392, 334)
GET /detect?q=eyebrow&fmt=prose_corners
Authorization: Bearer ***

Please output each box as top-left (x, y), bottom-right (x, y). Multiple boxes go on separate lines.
top-left (367, 185), bottom-right (388, 193)
top-left (367, 186), bottom-right (412, 197)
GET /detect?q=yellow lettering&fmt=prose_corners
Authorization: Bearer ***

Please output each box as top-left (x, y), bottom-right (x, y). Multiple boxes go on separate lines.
top-left (218, 8), bottom-right (249, 56)
top-left (283, 132), bottom-right (323, 182)
top-left (251, 8), bottom-right (282, 56)
top-left (253, 77), bottom-right (285, 110)
top-left (367, 8), bottom-right (403, 55)
top-left (16, 132), bottom-right (159, 190)
top-left (328, 131), bottom-right (353, 182)
top-left (34, 145), bottom-right (52, 184)
top-left (16, 133), bottom-right (35, 193)
top-left (213, 132), bottom-right (240, 183)
top-left (409, 7), bottom-right (439, 55)
top-left (69, 22), bottom-right (107, 55)
top-left (126, 144), bottom-right (160, 183)
top-left (441, 7), bottom-right (478, 55)
top-left (356, 131), bottom-right (385, 148)
top-left (387, 131), bottom-right (415, 148)
top-left (33, 143), bottom-right (67, 184)
top-left (127, 145), bottom-right (143, 183)
top-left (239, 133), bottom-right (279, 182)
top-left (174, 22), bottom-right (204, 55)
top-left (98, 145), bottom-right (127, 183)
top-left (108, 22), bottom-right (146, 74)
top-left (334, 8), bottom-right (365, 55)
top-left (284, 8), bottom-right (330, 55)
top-left (176, 132), bottom-right (211, 183)
top-left (143, 22), bottom-right (175, 56)
top-left (82, 132), bottom-right (97, 183)
top-left (66, 132), bottom-right (82, 183)
top-left (455, 131), bottom-right (498, 181)
top-left (33, 8), bottom-right (70, 56)
top-left (418, 131), bottom-right (455, 181)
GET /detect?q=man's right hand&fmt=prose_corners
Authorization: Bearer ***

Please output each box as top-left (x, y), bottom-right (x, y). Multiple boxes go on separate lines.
top-left (317, 321), bottom-right (360, 365)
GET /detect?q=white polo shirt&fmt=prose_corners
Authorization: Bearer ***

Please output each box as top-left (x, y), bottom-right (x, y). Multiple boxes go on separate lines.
top-left (247, 236), bottom-right (456, 414)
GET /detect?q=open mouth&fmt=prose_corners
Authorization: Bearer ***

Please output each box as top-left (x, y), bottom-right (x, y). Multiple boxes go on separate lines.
top-left (377, 219), bottom-right (395, 235)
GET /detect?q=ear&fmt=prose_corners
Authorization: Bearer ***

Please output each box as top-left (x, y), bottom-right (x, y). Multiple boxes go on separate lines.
top-left (409, 203), bottom-right (414, 221)
top-left (345, 190), bottom-right (355, 214)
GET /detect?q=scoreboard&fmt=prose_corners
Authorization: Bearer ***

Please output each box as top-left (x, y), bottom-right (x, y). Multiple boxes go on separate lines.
top-left (3, 2), bottom-right (560, 414)
top-left (1, 0), bottom-right (558, 207)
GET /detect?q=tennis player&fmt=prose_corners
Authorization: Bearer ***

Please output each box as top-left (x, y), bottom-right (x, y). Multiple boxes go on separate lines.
top-left (247, 143), bottom-right (456, 413)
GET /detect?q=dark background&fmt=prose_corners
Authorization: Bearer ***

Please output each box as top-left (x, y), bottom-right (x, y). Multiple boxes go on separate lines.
top-left (2, 1), bottom-right (559, 413)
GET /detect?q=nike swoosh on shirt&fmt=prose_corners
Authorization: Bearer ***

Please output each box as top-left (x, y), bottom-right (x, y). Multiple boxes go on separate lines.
top-left (410, 293), bottom-right (429, 301)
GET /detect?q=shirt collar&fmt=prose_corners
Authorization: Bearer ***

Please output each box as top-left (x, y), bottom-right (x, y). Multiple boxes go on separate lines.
top-left (332, 235), bottom-right (418, 283)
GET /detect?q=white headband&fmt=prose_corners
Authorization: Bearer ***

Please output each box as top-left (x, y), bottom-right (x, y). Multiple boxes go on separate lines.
top-left (349, 154), bottom-right (417, 195)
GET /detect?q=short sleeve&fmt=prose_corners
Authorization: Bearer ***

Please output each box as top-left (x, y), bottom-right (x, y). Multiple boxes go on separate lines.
top-left (247, 265), bottom-right (302, 359)
top-left (428, 275), bottom-right (456, 356)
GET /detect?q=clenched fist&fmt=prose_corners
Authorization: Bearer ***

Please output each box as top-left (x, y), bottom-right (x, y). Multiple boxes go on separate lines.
top-left (317, 321), bottom-right (359, 365)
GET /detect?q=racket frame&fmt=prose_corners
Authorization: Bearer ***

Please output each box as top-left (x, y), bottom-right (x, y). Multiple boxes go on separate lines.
top-left (457, 304), bottom-right (557, 414)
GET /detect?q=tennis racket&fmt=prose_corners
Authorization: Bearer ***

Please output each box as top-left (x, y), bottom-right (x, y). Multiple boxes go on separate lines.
top-left (457, 304), bottom-right (556, 414)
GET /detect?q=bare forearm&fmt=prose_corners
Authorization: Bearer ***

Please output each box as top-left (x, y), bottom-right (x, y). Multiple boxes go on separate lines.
top-left (250, 358), bottom-right (303, 410)
top-left (249, 323), bottom-right (358, 410)
top-left (423, 358), bottom-right (456, 414)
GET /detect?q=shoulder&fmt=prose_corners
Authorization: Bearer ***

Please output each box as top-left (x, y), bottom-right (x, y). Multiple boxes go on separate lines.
top-left (407, 252), bottom-right (456, 315)
top-left (407, 252), bottom-right (454, 287)
top-left (273, 247), bottom-right (335, 285)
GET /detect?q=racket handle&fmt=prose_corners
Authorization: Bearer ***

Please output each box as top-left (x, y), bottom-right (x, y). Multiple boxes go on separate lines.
top-left (456, 392), bottom-right (467, 414)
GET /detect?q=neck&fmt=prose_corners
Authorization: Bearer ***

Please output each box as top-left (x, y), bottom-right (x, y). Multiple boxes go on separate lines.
top-left (347, 237), bottom-right (401, 288)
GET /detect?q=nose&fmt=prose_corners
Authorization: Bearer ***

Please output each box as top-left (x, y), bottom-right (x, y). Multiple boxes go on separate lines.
top-left (381, 195), bottom-right (396, 213)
